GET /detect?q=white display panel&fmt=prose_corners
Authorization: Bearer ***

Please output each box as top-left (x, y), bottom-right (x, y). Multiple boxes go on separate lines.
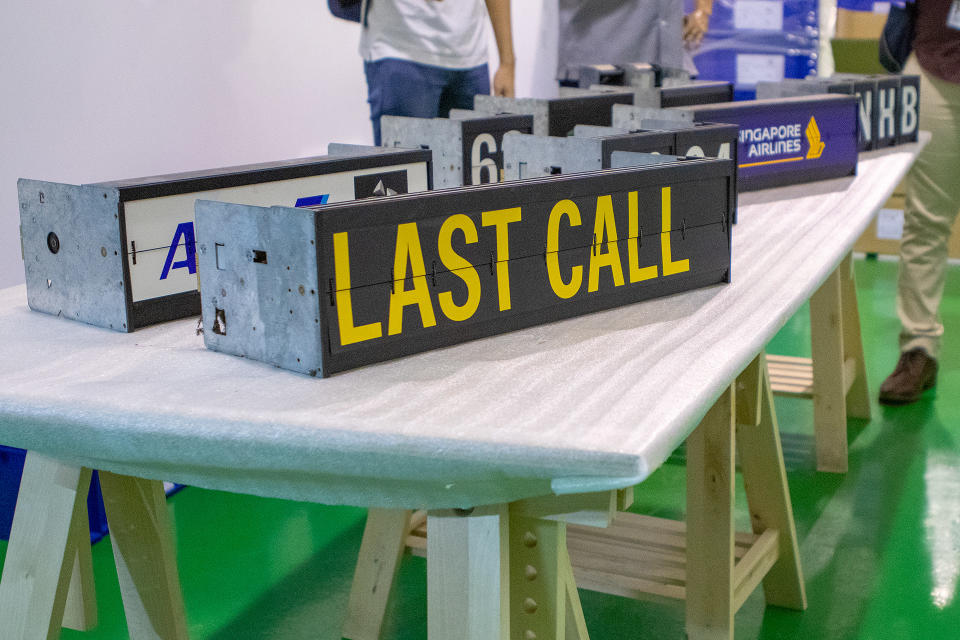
top-left (736, 54), bottom-right (786, 85)
top-left (124, 162), bottom-right (430, 303)
top-left (733, 1), bottom-right (784, 31)
top-left (876, 208), bottom-right (904, 241)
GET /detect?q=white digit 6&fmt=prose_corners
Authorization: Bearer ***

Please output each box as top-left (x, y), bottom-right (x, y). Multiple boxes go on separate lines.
top-left (471, 133), bottom-right (498, 185)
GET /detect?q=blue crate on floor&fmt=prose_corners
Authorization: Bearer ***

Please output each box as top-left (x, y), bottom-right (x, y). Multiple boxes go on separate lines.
top-left (0, 445), bottom-right (182, 544)
top-left (87, 470), bottom-right (110, 543)
top-left (0, 445), bottom-right (24, 540)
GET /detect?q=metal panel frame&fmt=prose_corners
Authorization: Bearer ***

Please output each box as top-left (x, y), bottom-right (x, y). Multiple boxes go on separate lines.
top-left (18, 180), bottom-right (129, 331)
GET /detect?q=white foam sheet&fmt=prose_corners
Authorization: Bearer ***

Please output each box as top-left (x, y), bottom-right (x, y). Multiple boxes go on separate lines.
top-left (0, 139), bottom-right (925, 510)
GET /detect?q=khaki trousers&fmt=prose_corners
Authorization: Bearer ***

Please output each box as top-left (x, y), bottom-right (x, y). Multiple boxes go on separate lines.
top-left (897, 59), bottom-right (960, 358)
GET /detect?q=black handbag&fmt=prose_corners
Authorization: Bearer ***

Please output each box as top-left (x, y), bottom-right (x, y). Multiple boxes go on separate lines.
top-left (879, 1), bottom-right (918, 73)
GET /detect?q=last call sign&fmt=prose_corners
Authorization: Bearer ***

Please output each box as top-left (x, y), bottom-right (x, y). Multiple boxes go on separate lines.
top-left (318, 160), bottom-right (734, 354)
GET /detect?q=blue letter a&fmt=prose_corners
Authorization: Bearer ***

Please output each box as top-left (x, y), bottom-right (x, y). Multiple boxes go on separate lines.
top-left (160, 222), bottom-right (197, 280)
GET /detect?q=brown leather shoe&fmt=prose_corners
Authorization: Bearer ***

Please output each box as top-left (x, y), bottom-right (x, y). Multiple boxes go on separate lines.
top-left (878, 348), bottom-right (938, 405)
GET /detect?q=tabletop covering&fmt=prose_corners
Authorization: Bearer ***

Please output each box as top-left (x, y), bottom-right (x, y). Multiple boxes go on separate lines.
top-left (0, 139), bottom-right (924, 510)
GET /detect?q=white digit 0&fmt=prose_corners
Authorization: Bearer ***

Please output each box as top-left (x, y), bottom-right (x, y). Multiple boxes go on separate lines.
top-left (681, 142), bottom-right (730, 159)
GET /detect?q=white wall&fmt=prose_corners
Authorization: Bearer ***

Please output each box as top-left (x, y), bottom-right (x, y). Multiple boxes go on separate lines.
top-left (0, 0), bottom-right (555, 290)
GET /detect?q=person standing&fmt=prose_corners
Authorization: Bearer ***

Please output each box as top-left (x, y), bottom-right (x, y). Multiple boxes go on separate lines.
top-left (359, 0), bottom-right (515, 145)
top-left (555, 0), bottom-right (713, 85)
top-left (878, 0), bottom-right (960, 404)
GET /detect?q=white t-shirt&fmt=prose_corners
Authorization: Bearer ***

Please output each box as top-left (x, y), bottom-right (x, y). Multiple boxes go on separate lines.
top-left (360, 0), bottom-right (489, 69)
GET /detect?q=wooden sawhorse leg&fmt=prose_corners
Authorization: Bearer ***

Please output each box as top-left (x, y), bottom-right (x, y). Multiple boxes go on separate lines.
top-left (426, 502), bottom-right (594, 640)
top-left (342, 508), bottom-right (417, 640)
top-left (346, 496), bottom-right (604, 639)
top-left (687, 357), bottom-right (806, 639)
top-left (736, 354), bottom-right (806, 611)
top-left (0, 452), bottom-right (93, 639)
top-left (685, 382), bottom-right (737, 639)
top-left (506, 509), bottom-right (590, 640)
top-left (767, 252), bottom-right (871, 472)
top-left (0, 452), bottom-right (188, 640)
top-left (62, 493), bottom-right (98, 631)
top-left (99, 471), bottom-right (189, 639)
top-left (426, 505), bottom-right (510, 639)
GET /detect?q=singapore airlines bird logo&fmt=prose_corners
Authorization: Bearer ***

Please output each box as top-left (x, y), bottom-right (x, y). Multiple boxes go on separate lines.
top-left (805, 116), bottom-right (825, 159)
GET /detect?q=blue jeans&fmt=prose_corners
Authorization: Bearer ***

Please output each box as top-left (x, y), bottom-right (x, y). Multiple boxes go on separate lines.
top-left (364, 58), bottom-right (491, 145)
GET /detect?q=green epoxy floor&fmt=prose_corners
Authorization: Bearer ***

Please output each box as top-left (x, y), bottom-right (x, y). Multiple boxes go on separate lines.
top-left (4, 256), bottom-right (960, 639)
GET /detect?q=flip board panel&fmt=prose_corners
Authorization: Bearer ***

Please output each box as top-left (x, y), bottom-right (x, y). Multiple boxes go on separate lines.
top-left (197, 158), bottom-right (735, 376)
top-left (19, 149), bottom-right (432, 331)
top-left (660, 94), bottom-right (859, 191)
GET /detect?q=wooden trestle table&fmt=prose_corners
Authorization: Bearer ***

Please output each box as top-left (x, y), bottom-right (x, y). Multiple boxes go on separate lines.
top-left (0, 137), bottom-right (925, 639)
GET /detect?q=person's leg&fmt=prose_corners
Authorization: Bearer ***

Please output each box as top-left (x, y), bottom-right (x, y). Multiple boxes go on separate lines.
top-left (896, 64), bottom-right (960, 356)
top-left (437, 64), bottom-right (490, 118)
top-left (880, 61), bottom-right (960, 403)
top-left (364, 58), bottom-right (446, 145)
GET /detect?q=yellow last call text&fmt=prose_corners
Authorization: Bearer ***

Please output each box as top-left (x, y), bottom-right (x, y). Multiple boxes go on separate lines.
top-left (334, 186), bottom-right (690, 346)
